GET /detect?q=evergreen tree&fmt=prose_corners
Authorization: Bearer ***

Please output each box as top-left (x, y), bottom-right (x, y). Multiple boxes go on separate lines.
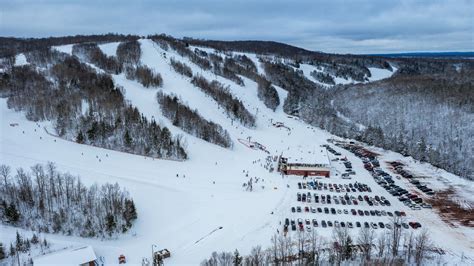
top-left (417, 137), bottom-right (427, 162)
top-left (105, 214), bottom-right (117, 236)
top-left (31, 234), bottom-right (39, 245)
top-left (123, 199), bottom-right (137, 228)
top-left (124, 130), bottom-right (132, 147)
top-left (9, 244), bottom-right (15, 257)
top-left (233, 249), bottom-right (242, 265)
top-left (76, 131), bottom-right (85, 143)
top-left (24, 239), bottom-right (30, 252)
top-left (0, 243), bottom-right (5, 260)
top-left (15, 231), bottom-right (23, 252)
top-left (87, 121), bottom-right (99, 141)
top-left (6, 203), bottom-right (20, 223)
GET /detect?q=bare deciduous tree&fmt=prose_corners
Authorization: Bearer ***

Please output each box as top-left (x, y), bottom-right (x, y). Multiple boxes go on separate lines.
top-left (357, 226), bottom-right (375, 262)
top-left (415, 229), bottom-right (432, 266)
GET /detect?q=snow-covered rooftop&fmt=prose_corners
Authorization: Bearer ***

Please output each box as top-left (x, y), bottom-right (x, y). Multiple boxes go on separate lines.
top-left (281, 145), bottom-right (330, 166)
top-left (33, 246), bottom-right (97, 266)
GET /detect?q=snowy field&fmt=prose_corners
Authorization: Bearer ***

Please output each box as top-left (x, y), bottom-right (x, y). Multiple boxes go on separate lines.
top-left (1, 40), bottom-right (472, 265)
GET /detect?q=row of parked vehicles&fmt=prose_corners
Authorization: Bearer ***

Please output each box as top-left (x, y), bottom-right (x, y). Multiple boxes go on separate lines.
top-left (375, 177), bottom-right (432, 210)
top-left (284, 218), bottom-right (421, 232)
top-left (297, 192), bottom-right (391, 207)
top-left (324, 144), bottom-right (341, 156)
top-left (291, 205), bottom-right (405, 218)
top-left (335, 143), bottom-right (431, 211)
top-left (389, 162), bottom-right (436, 196)
top-left (298, 181), bottom-right (371, 193)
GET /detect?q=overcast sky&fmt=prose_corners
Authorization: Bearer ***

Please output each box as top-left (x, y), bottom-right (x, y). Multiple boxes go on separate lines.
top-left (2, 0), bottom-right (473, 54)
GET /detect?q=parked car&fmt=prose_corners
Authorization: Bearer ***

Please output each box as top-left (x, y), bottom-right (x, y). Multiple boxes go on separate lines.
top-left (356, 221), bottom-right (361, 228)
top-left (291, 207), bottom-right (296, 213)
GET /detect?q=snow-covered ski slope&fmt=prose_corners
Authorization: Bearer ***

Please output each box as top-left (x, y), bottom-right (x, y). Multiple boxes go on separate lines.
top-left (189, 45), bottom-right (396, 86)
top-left (1, 39), bottom-right (472, 265)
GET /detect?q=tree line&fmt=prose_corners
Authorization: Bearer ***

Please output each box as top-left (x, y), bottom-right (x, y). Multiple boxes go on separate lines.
top-left (263, 60), bottom-right (324, 115)
top-left (170, 57), bottom-right (193, 78)
top-left (201, 218), bottom-right (439, 266)
top-left (72, 41), bottom-right (163, 88)
top-left (0, 33), bottom-right (139, 58)
top-left (157, 91), bottom-right (233, 148)
top-left (310, 70), bottom-right (336, 85)
top-left (191, 75), bottom-right (256, 128)
top-left (222, 54), bottom-right (280, 111)
top-left (0, 163), bottom-right (137, 238)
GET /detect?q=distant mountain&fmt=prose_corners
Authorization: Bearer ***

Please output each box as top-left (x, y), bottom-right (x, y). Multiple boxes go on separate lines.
top-left (367, 51), bottom-right (474, 59)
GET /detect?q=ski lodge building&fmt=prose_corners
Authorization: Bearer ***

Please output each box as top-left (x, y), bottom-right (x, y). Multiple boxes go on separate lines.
top-left (278, 148), bottom-right (331, 177)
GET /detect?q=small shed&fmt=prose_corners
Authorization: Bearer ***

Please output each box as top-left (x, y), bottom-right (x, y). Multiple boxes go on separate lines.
top-left (34, 246), bottom-right (97, 266)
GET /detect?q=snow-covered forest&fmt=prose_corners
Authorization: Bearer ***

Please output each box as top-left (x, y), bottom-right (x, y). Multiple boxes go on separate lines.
top-left (191, 75), bottom-right (256, 128)
top-left (1, 47), bottom-right (187, 160)
top-left (156, 91), bottom-right (233, 148)
top-left (0, 163), bottom-right (137, 238)
top-left (331, 71), bottom-right (474, 179)
top-left (0, 33), bottom-right (473, 264)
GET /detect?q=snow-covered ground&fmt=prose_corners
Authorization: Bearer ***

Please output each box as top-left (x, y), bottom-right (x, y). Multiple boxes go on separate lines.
top-left (0, 40), bottom-right (472, 265)
top-left (99, 42), bottom-right (121, 57)
top-left (367, 66), bottom-right (396, 82)
top-left (53, 44), bottom-right (74, 55)
top-left (14, 53), bottom-right (28, 66)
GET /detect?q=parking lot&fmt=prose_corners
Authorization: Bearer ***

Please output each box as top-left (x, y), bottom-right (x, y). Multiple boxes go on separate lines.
top-left (282, 142), bottom-right (425, 235)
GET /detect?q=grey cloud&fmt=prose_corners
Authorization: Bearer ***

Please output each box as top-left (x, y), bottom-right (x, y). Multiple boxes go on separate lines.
top-left (1, 0), bottom-right (472, 53)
